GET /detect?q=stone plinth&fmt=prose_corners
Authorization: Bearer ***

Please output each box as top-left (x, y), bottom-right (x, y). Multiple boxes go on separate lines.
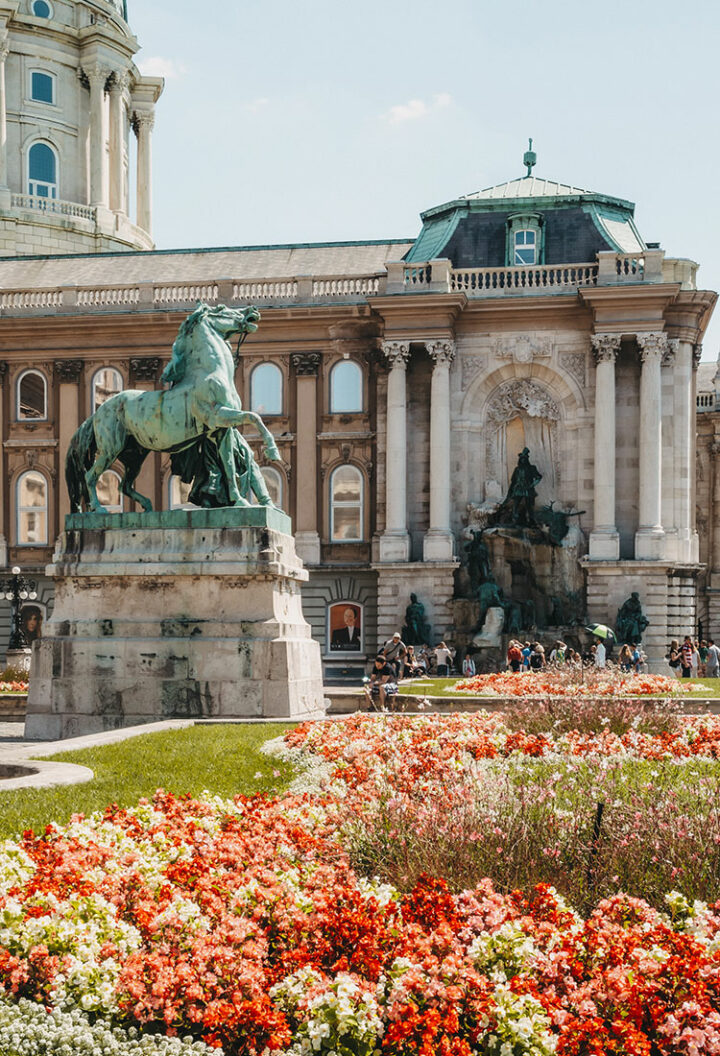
top-left (25, 508), bottom-right (326, 740)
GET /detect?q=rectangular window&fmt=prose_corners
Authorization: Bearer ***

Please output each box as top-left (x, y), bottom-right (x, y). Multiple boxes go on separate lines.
top-left (514, 230), bottom-right (536, 266)
top-left (31, 72), bottom-right (54, 104)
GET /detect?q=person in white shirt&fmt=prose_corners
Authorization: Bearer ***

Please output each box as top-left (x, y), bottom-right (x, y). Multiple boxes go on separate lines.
top-left (434, 642), bottom-right (454, 676)
top-left (462, 653), bottom-right (476, 677)
top-left (594, 638), bottom-right (606, 669)
top-left (706, 639), bottom-right (720, 678)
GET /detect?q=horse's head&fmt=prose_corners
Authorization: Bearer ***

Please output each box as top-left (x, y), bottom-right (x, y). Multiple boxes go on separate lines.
top-left (205, 304), bottom-right (261, 339)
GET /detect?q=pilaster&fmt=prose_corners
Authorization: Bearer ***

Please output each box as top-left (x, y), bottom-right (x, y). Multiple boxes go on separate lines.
top-left (378, 340), bottom-right (410, 562)
top-left (635, 332), bottom-right (666, 559)
top-left (53, 359), bottom-right (84, 523)
top-left (423, 339), bottom-right (455, 562)
top-left (291, 352), bottom-right (321, 564)
top-left (588, 333), bottom-right (620, 559)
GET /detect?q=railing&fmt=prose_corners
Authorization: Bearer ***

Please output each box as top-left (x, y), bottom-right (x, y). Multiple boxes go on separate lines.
top-left (77, 286), bottom-right (140, 307)
top-left (154, 284), bottom-right (219, 306)
top-left (10, 194), bottom-right (96, 221)
top-left (233, 280), bottom-right (298, 301)
top-left (614, 253), bottom-right (644, 280)
top-left (0, 288), bottom-right (62, 310)
top-left (697, 392), bottom-right (717, 412)
top-left (312, 276), bottom-right (381, 298)
top-left (451, 263), bottom-right (597, 294)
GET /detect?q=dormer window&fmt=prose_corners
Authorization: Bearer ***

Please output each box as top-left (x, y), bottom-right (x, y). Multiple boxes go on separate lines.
top-left (506, 212), bottom-right (544, 268)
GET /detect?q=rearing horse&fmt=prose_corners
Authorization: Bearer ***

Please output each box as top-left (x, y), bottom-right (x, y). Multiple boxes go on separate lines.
top-left (66, 303), bottom-right (279, 513)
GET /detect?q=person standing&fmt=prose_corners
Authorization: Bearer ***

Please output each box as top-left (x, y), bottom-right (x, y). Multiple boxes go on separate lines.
top-left (434, 641), bottom-right (453, 676)
top-left (594, 637), bottom-right (606, 669)
top-left (706, 639), bottom-right (720, 678)
top-left (698, 640), bottom-right (709, 677)
top-left (680, 635), bottom-right (694, 679)
top-left (507, 640), bottom-right (523, 673)
top-left (383, 632), bottom-right (406, 677)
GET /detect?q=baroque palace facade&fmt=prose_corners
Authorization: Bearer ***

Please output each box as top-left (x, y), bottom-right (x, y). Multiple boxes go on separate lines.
top-left (0, 1), bottom-right (718, 673)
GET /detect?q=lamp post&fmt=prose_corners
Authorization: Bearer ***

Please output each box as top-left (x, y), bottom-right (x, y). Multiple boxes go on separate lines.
top-left (1, 566), bottom-right (38, 650)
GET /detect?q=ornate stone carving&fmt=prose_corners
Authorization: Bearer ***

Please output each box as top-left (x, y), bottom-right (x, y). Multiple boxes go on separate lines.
top-left (291, 352), bottom-right (321, 376)
top-left (0, 39), bottom-right (9, 63)
top-left (664, 338), bottom-right (679, 367)
top-left (590, 333), bottom-right (621, 363)
top-left (129, 357), bottom-right (160, 382)
top-left (495, 334), bottom-right (553, 363)
top-left (381, 340), bottom-right (410, 369)
top-left (486, 379), bottom-right (560, 426)
top-left (426, 339), bottom-right (455, 366)
top-left (132, 110), bottom-right (155, 134)
top-left (558, 351), bottom-right (586, 389)
top-left (694, 343), bottom-right (703, 368)
top-left (460, 355), bottom-right (485, 389)
top-left (636, 331), bottom-right (668, 362)
top-left (53, 359), bottom-right (84, 382)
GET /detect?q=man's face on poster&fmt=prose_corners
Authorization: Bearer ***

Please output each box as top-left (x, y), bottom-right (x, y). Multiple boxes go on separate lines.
top-left (343, 608), bottom-right (356, 629)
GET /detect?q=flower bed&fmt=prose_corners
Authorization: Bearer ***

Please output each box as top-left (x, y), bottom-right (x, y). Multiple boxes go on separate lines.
top-left (0, 713), bottom-right (720, 1053)
top-left (0, 680), bottom-right (27, 694)
top-left (453, 669), bottom-right (700, 697)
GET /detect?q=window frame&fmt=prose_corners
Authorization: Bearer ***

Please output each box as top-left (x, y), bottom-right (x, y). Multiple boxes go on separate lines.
top-left (505, 212), bottom-right (544, 268)
top-left (29, 69), bottom-right (56, 105)
top-left (329, 359), bottom-right (364, 414)
top-left (168, 474), bottom-right (197, 511)
top-left (329, 464), bottom-right (364, 543)
top-left (513, 228), bottom-right (537, 266)
top-left (27, 140), bottom-right (59, 199)
top-left (249, 362), bottom-right (283, 416)
top-left (16, 469), bottom-right (48, 546)
top-left (91, 366), bottom-right (123, 413)
top-left (31, 0), bottom-right (53, 17)
top-left (259, 465), bottom-right (283, 509)
top-left (16, 369), bottom-right (48, 421)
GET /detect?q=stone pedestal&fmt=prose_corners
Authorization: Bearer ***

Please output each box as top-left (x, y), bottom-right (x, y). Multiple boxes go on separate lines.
top-left (25, 508), bottom-right (326, 740)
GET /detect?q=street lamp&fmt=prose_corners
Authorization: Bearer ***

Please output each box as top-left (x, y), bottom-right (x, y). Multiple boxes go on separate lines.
top-left (0, 566), bottom-right (38, 650)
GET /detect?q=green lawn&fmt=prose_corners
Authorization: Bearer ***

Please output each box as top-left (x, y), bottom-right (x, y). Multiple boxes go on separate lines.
top-left (0, 724), bottom-right (294, 841)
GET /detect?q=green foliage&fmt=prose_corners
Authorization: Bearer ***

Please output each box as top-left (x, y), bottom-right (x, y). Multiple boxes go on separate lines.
top-left (0, 724), bottom-right (295, 841)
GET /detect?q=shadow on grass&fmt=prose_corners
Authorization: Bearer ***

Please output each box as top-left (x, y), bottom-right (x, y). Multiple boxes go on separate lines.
top-left (0, 724), bottom-right (295, 840)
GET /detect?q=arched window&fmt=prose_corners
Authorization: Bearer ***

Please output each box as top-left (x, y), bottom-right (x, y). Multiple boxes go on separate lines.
top-left (330, 465), bottom-right (363, 541)
top-left (92, 367), bottom-right (123, 412)
top-left (254, 466), bottom-right (283, 509)
top-left (17, 370), bottom-right (47, 420)
top-left (96, 470), bottom-right (123, 513)
top-left (28, 141), bottom-right (57, 198)
top-left (168, 475), bottom-right (196, 510)
top-left (32, 0), bottom-right (52, 16)
top-left (330, 360), bottom-right (363, 413)
top-left (16, 470), bottom-right (48, 545)
top-left (30, 71), bottom-right (55, 104)
top-left (250, 363), bottom-right (283, 415)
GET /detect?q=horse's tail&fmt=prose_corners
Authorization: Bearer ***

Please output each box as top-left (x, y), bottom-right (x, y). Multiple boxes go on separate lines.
top-left (65, 416), bottom-right (96, 513)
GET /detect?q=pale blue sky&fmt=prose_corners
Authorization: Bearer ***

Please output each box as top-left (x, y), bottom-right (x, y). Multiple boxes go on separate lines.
top-left (131, 0), bottom-right (719, 360)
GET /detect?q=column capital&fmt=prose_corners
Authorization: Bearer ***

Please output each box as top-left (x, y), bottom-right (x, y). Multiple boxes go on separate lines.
top-left (53, 359), bottom-right (84, 383)
top-left (84, 63), bottom-right (112, 90)
top-left (130, 357), bottom-right (160, 383)
top-left (291, 352), bottom-right (321, 376)
top-left (132, 109), bottom-right (155, 134)
top-left (0, 38), bottom-right (9, 63)
top-left (108, 70), bottom-right (130, 95)
top-left (590, 333), bottom-right (621, 364)
top-left (664, 338), bottom-right (679, 367)
top-left (636, 331), bottom-right (668, 362)
top-left (381, 340), bottom-right (410, 369)
top-left (694, 343), bottom-right (703, 368)
top-left (426, 339), bottom-right (455, 366)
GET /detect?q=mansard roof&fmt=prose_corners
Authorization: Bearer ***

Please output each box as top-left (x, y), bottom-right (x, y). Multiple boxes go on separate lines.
top-left (405, 172), bottom-right (645, 265)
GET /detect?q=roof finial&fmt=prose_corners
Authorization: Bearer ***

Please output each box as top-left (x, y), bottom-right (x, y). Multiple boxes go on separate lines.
top-left (523, 137), bottom-right (536, 177)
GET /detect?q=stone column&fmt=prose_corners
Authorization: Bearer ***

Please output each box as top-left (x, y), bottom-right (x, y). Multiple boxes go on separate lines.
top-left (691, 344), bottom-right (702, 562)
top-left (291, 352), bottom-right (321, 564)
top-left (87, 65), bottom-right (109, 207)
top-left (711, 436), bottom-right (720, 576)
top-left (0, 39), bottom-right (9, 193)
top-left (635, 332), bottom-right (667, 558)
top-left (671, 337), bottom-right (695, 561)
top-left (423, 339), bottom-right (455, 561)
top-left (134, 110), bottom-right (154, 235)
top-left (54, 360), bottom-right (84, 524)
top-left (588, 334), bottom-right (621, 559)
top-left (378, 340), bottom-right (410, 562)
top-left (108, 74), bottom-right (126, 213)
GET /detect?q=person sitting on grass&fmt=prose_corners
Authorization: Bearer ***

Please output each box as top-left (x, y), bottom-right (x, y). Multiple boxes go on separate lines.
top-left (364, 654), bottom-right (398, 711)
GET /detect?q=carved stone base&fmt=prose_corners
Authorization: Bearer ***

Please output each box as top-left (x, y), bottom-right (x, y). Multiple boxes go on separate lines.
top-left (25, 509), bottom-right (326, 740)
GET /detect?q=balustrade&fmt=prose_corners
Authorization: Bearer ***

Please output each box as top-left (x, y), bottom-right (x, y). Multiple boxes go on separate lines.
top-left (11, 194), bottom-right (96, 221)
top-left (154, 284), bottom-right (219, 306)
top-left (450, 263), bottom-right (597, 294)
top-left (0, 288), bottom-right (61, 309)
top-left (232, 280), bottom-right (297, 301)
top-left (697, 392), bottom-right (717, 412)
top-left (77, 286), bottom-right (140, 307)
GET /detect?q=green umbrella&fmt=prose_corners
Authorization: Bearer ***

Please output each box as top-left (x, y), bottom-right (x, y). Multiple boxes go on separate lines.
top-left (585, 623), bottom-right (616, 640)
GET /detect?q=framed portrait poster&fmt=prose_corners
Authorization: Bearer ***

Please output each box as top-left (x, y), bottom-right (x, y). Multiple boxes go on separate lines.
top-left (20, 603), bottom-right (44, 644)
top-left (327, 602), bottom-right (363, 654)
